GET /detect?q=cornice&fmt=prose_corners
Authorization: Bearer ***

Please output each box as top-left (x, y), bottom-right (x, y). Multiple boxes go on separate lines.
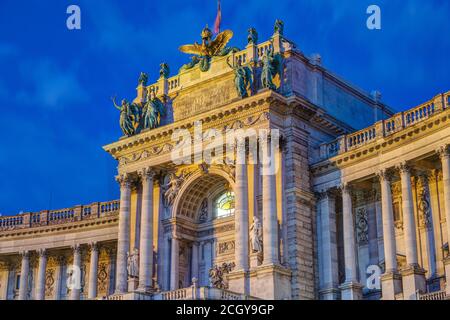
top-left (103, 90), bottom-right (283, 156)
top-left (0, 213), bottom-right (118, 240)
top-left (311, 107), bottom-right (450, 175)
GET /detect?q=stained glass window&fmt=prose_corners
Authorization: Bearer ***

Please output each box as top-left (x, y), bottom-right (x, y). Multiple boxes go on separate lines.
top-left (215, 191), bottom-right (235, 218)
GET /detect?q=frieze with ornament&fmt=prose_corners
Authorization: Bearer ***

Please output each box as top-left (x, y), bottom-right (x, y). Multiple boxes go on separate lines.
top-left (117, 112), bottom-right (270, 167)
top-left (217, 240), bottom-right (235, 255)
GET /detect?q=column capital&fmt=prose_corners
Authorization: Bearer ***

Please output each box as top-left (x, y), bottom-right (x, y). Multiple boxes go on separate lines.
top-left (115, 173), bottom-right (132, 188)
top-left (71, 244), bottom-right (81, 255)
top-left (396, 162), bottom-right (411, 175)
top-left (138, 167), bottom-right (156, 182)
top-left (315, 188), bottom-right (337, 201)
top-left (376, 169), bottom-right (392, 182)
top-left (339, 182), bottom-right (352, 194)
top-left (88, 242), bottom-right (98, 253)
top-left (37, 248), bottom-right (47, 258)
top-left (437, 145), bottom-right (450, 159)
top-left (19, 250), bottom-right (29, 258)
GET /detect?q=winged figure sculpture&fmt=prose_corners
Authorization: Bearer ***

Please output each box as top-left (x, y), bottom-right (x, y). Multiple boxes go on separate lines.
top-left (179, 26), bottom-right (239, 72)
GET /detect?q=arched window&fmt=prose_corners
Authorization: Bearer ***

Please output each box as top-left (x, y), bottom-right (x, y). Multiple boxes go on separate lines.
top-left (214, 191), bottom-right (235, 218)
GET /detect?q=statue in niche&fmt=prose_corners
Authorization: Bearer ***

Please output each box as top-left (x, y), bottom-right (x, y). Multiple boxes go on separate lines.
top-left (247, 27), bottom-right (258, 45)
top-left (179, 25), bottom-right (239, 72)
top-left (227, 56), bottom-right (253, 98)
top-left (260, 41), bottom-right (283, 91)
top-left (250, 215), bottom-right (263, 253)
top-left (111, 96), bottom-right (141, 137)
top-left (138, 72), bottom-right (148, 86)
top-left (142, 89), bottom-right (166, 130)
top-left (127, 248), bottom-right (139, 279)
top-left (162, 171), bottom-right (190, 207)
top-left (209, 262), bottom-right (235, 289)
top-left (198, 198), bottom-right (208, 222)
top-left (274, 19), bottom-right (284, 35)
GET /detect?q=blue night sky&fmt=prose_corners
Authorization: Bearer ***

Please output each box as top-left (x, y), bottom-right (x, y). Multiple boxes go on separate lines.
top-left (0, 0), bottom-right (449, 215)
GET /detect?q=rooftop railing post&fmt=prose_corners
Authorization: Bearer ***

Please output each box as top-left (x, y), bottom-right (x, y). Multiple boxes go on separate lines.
top-left (434, 93), bottom-right (444, 113)
top-left (40, 210), bottom-right (49, 226)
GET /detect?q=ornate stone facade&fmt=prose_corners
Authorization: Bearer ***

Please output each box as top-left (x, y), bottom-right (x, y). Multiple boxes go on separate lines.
top-left (0, 20), bottom-right (449, 301)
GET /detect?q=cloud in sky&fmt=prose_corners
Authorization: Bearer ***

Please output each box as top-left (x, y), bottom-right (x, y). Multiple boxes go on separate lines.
top-left (15, 59), bottom-right (89, 111)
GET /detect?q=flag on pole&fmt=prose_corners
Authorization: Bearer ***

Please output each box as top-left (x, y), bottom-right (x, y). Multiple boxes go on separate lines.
top-left (214, 0), bottom-right (221, 35)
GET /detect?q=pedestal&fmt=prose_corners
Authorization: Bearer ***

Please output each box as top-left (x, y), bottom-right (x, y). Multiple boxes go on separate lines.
top-left (444, 257), bottom-right (450, 297)
top-left (249, 264), bottom-right (291, 300)
top-left (128, 277), bottom-right (139, 292)
top-left (380, 272), bottom-right (402, 300)
top-left (249, 252), bottom-right (262, 268)
top-left (227, 269), bottom-right (248, 296)
top-left (401, 265), bottom-right (426, 300)
top-left (339, 281), bottom-right (363, 300)
top-left (318, 287), bottom-right (340, 300)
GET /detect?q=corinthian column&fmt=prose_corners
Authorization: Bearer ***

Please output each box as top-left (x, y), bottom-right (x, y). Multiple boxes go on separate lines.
top-left (317, 189), bottom-right (339, 300)
top-left (437, 145), bottom-right (450, 296)
top-left (170, 236), bottom-right (179, 290)
top-left (397, 162), bottom-right (426, 299)
top-left (377, 170), bottom-right (401, 300)
top-left (70, 244), bottom-right (81, 300)
top-left (18, 250), bottom-right (30, 300)
top-left (115, 173), bottom-right (132, 294)
top-left (235, 138), bottom-right (249, 271)
top-left (88, 242), bottom-right (99, 299)
top-left (138, 167), bottom-right (155, 292)
top-left (261, 135), bottom-right (279, 265)
top-left (338, 183), bottom-right (362, 300)
top-left (35, 249), bottom-right (47, 300)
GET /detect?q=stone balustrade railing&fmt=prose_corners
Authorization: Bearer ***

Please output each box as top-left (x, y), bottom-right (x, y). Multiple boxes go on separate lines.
top-left (154, 286), bottom-right (260, 300)
top-left (319, 91), bottom-right (450, 159)
top-left (0, 200), bottom-right (120, 232)
top-left (416, 289), bottom-right (447, 300)
top-left (139, 35), bottom-right (283, 101)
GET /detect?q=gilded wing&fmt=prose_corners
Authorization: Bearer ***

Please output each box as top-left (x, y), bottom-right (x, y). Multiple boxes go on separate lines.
top-left (209, 30), bottom-right (233, 56)
top-left (179, 43), bottom-right (206, 56)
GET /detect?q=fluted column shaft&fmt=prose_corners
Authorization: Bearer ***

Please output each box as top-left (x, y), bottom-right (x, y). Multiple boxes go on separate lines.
top-left (35, 249), bottom-right (47, 300)
top-left (235, 139), bottom-right (249, 270)
top-left (262, 137), bottom-right (279, 265)
top-left (115, 174), bottom-right (132, 294)
top-left (341, 184), bottom-right (358, 282)
top-left (191, 243), bottom-right (199, 282)
top-left (88, 243), bottom-right (99, 299)
top-left (170, 236), bottom-right (179, 290)
top-left (438, 147), bottom-right (450, 245)
top-left (318, 190), bottom-right (339, 298)
top-left (138, 168), bottom-right (155, 291)
top-left (18, 251), bottom-right (29, 300)
top-left (70, 245), bottom-right (81, 300)
top-left (398, 164), bottom-right (419, 266)
top-left (378, 171), bottom-right (397, 272)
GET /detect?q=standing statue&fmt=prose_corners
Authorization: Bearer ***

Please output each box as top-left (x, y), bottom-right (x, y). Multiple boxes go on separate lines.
top-left (260, 41), bottom-right (283, 91)
top-left (159, 63), bottom-right (170, 78)
top-left (227, 56), bottom-right (253, 98)
top-left (274, 19), bottom-right (284, 35)
top-left (112, 97), bottom-right (139, 136)
top-left (247, 27), bottom-right (258, 45)
top-left (250, 215), bottom-right (263, 253)
top-left (162, 171), bottom-right (190, 207)
top-left (142, 89), bottom-right (166, 130)
top-left (127, 248), bottom-right (139, 279)
top-left (138, 72), bottom-right (148, 86)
